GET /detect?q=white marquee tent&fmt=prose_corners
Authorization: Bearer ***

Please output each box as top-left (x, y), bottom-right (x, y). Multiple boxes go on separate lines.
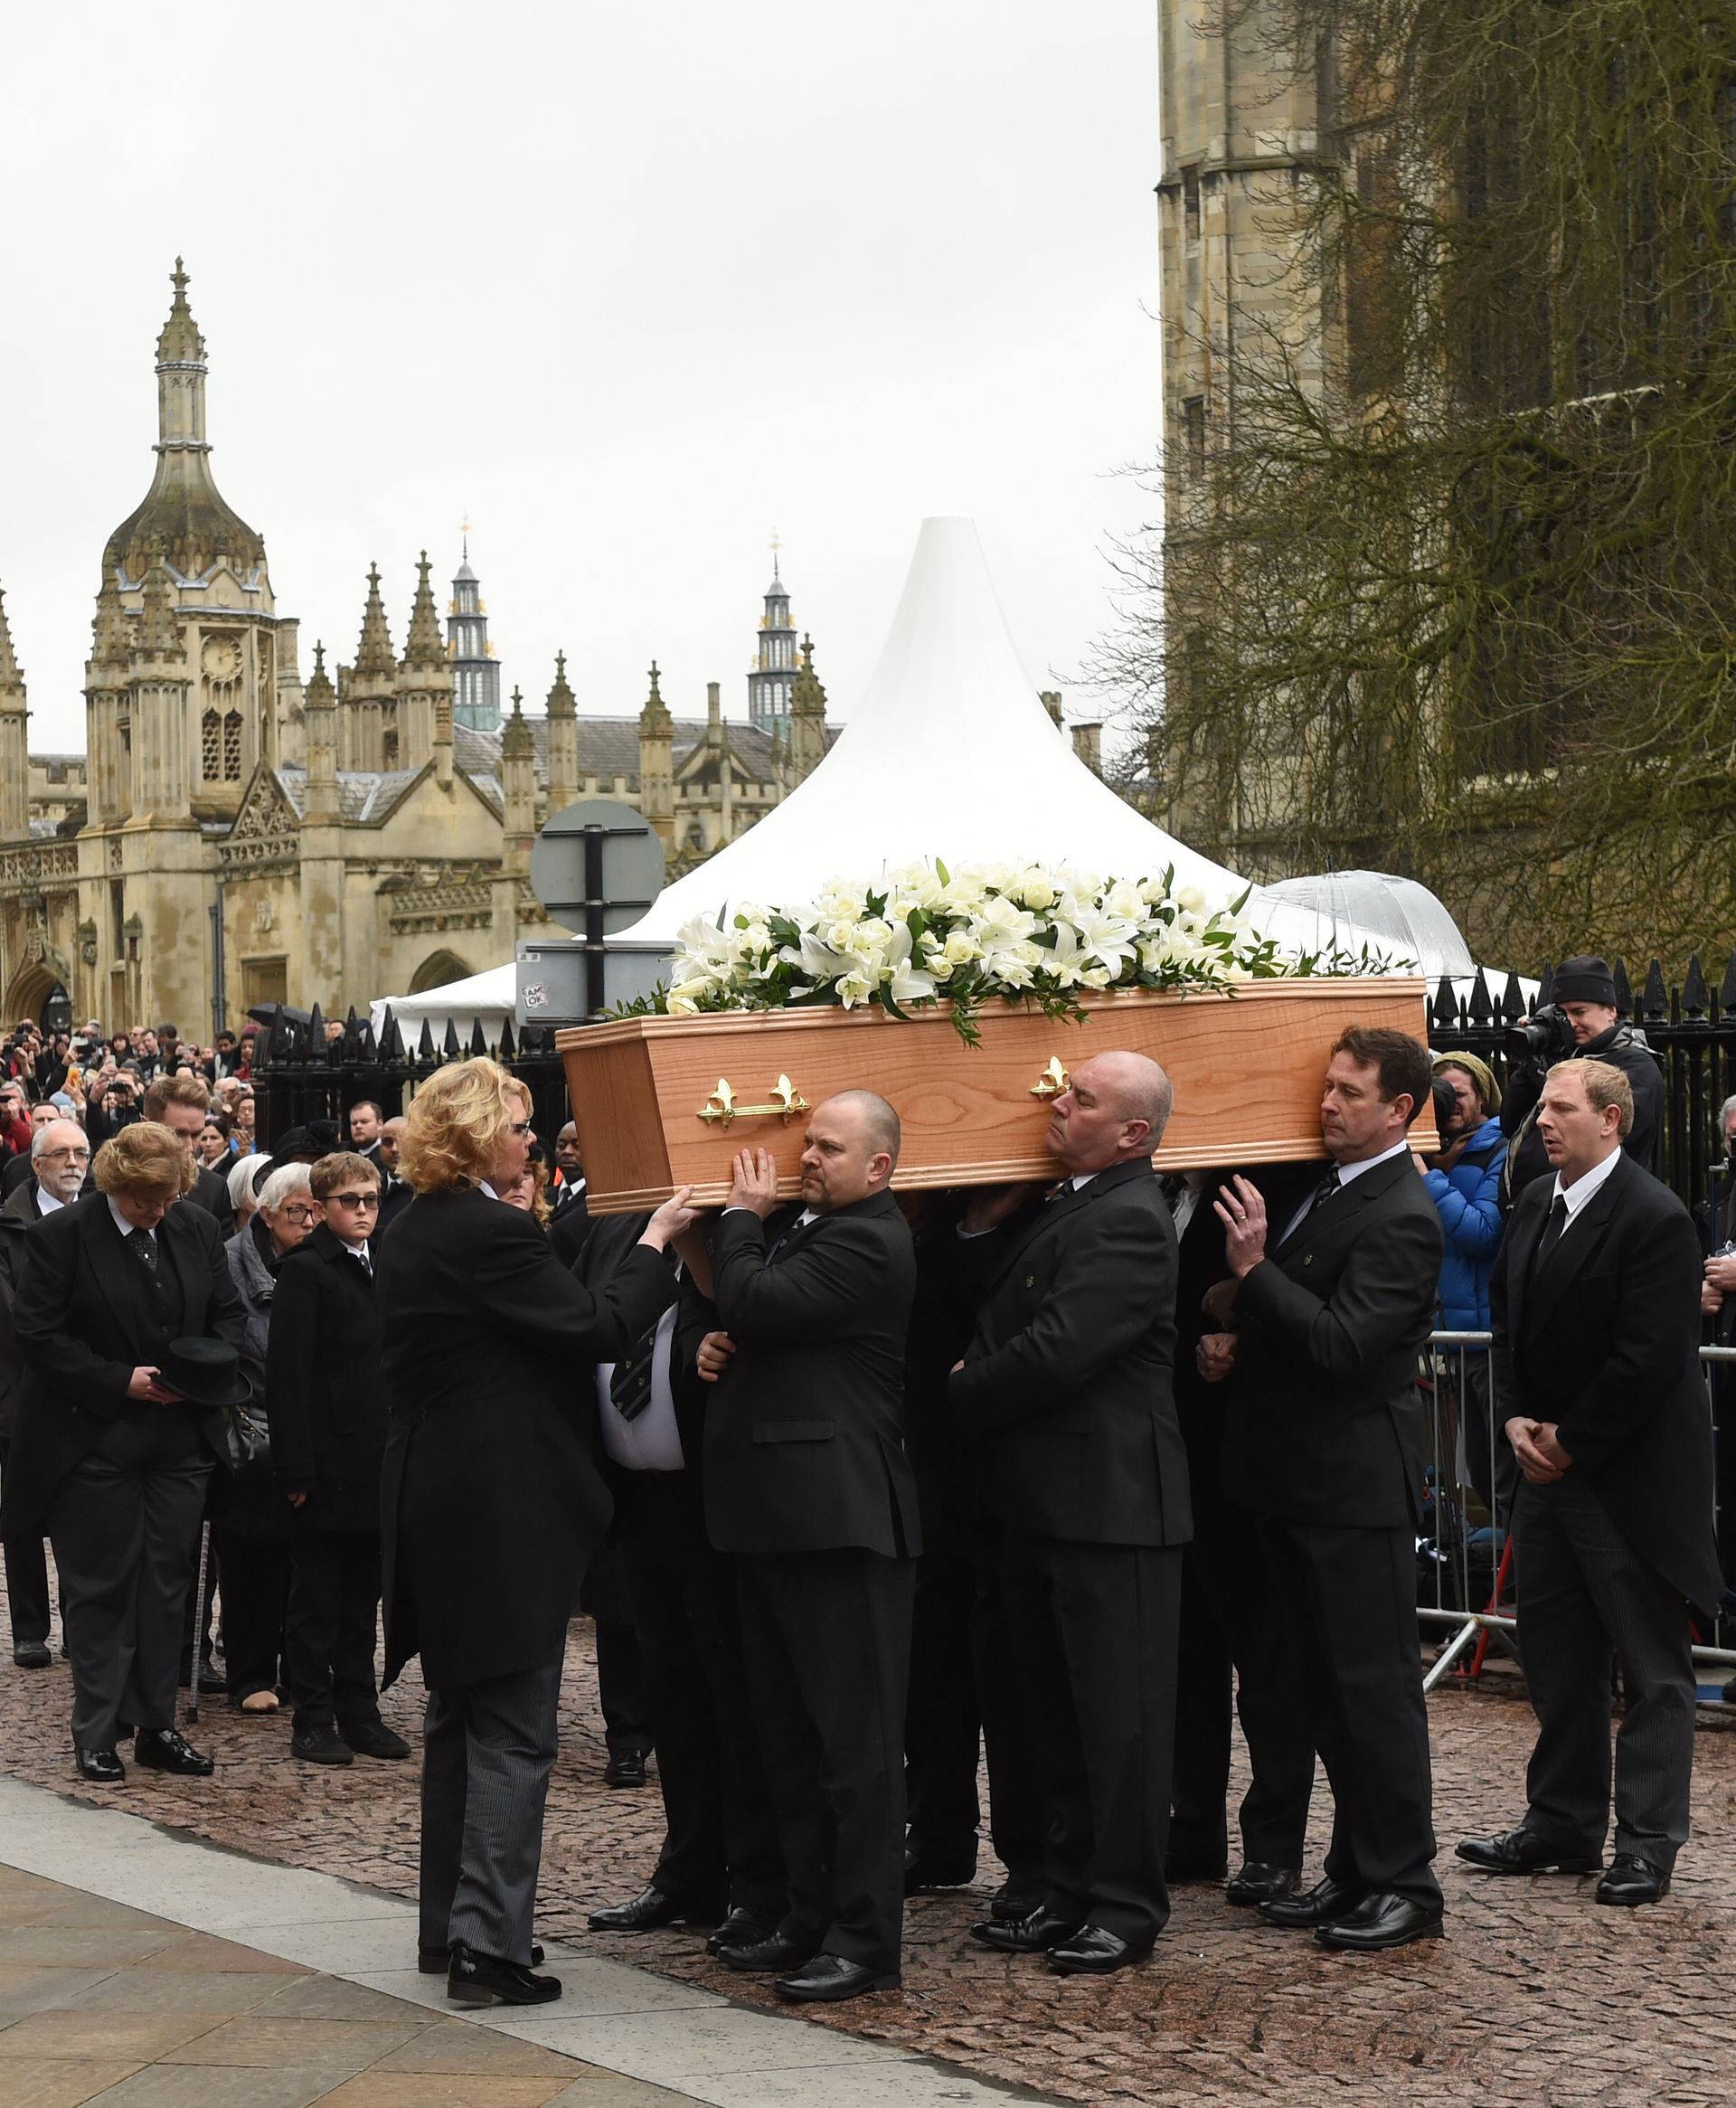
top-left (372, 517), bottom-right (1477, 1042)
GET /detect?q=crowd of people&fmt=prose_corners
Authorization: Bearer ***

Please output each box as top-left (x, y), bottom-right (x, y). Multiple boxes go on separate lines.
top-left (0, 953), bottom-right (1724, 2017)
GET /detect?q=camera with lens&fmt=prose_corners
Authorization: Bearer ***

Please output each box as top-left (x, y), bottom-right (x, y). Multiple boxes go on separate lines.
top-left (1505, 1002), bottom-right (1576, 1063)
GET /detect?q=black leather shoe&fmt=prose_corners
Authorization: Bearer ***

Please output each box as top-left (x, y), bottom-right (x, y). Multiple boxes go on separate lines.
top-left (968, 1906), bottom-right (1082, 1954)
top-left (775, 1953), bottom-right (900, 2000)
top-left (341, 1718), bottom-right (410, 1760)
top-left (603, 1747), bottom-right (648, 1789)
top-left (291, 1722), bottom-right (354, 1766)
top-left (716, 1929), bottom-right (820, 1974)
top-left (1457, 1829), bottom-right (1602, 1876)
top-left (1049, 1924), bottom-right (1154, 1976)
top-left (420, 1941), bottom-right (542, 1973)
top-left (1259, 1876), bottom-right (1365, 1929)
top-left (904, 1847), bottom-right (977, 1895)
top-left (589, 1885), bottom-right (722, 1933)
top-left (448, 1939), bottom-right (561, 2007)
top-left (1595, 1854), bottom-right (1670, 1906)
top-left (74, 1745), bottom-right (125, 1782)
top-left (988, 1873), bottom-right (1046, 1923)
top-left (132, 1727), bottom-right (213, 1777)
top-left (13, 1640), bottom-right (52, 1669)
top-left (706, 1907), bottom-right (776, 1956)
top-left (1315, 1892), bottom-right (1444, 1951)
top-left (1225, 1861), bottom-right (1301, 1906)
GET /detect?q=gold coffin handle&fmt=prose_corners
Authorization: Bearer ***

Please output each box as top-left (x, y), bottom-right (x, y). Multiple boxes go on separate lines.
top-left (1029, 1056), bottom-right (1071, 1101)
top-left (698, 1074), bottom-right (811, 1127)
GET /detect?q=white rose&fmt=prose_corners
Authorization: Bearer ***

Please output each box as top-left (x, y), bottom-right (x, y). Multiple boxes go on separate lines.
top-left (942, 930), bottom-right (980, 965)
top-left (1176, 884), bottom-right (1207, 913)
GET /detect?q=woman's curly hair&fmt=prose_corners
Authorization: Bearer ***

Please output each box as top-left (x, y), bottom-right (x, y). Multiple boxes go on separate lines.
top-left (93, 1120), bottom-right (198, 1203)
top-left (397, 1058), bottom-right (530, 1194)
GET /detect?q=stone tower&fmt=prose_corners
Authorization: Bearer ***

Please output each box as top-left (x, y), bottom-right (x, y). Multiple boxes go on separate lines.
top-left (787, 635), bottom-right (828, 787)
top-left (339, 565), bottom-right (398, 770)
top-left (448, 541), bottom-right (503, 733)
top-left (637, 663), bottom-right (675, 845)
top-left (400, 552), bottom-right (456, 780)
top-left (747, 551), bottom-right (800, 736)
top-left (544, 652), bottom-right (579, 811)
top-left (0, 587), bottom-right (28, 843)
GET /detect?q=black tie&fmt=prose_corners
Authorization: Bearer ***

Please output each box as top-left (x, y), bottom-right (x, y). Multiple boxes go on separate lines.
top-left (357, 1249), bottom-right (373, 1280)
top-left (1532, 1194), bottom-right (1570, 1274)
top-left (610, 1254), bottom-right (678, 1422)
top-left (1159, 1174), bottom-right (1189, 1215)
top-left (1309, 1167), bottom-right (1342, 1215)
top-left (127, 1227), bottom-right (158, 1274)
top-left (766, 1214), bottom-right (814, 1264)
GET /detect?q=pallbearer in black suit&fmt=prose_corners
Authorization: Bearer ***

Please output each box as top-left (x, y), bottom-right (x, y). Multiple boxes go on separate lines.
top-left (1460, 1061), bottom-right (1722, 1905)
top-left (698, 1092), bottom-right (920, 2004)
top-left (2, 1121), bottom-right (246, 1782)
top-left (952, 1051), bottom-right (1190, 1978)
top-left (376, 1059), bottom-right (695, 2010)
top-left (1204, 1027), bottom-right (1444, 1952)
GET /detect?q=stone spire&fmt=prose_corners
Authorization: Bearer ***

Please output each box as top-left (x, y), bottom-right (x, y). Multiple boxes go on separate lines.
top-left (637, 662), bottom-right (675, 846)
top-left (302, 641), bottom-right (340, 822)
top-left (354, 563), bottom-right (397, 676)
top-left (0, 587), bottom-right (29, 843)
top-left (501, 686), bottom-right (537, 873)
top-left (402, 551), bottom-right (445, 668)
top-left (545, 650), bottom-right (579, 810)
top-left (136, 544), bottom-right (182, 660)
top-left (156, 255), bottom-right (206, 369)
top-left (787, 633), bottom-right (827, 785)
top-left (400, 552), bottom-right (455, 775)
top-left (90, 569), bottom-right (131, 669)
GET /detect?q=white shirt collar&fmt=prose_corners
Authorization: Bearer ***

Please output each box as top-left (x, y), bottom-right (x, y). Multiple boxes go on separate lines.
top-left (107, 1195), bottom-right (150, 1240)
top-left (1334, 1137), bottom-right (1413, 1186)
top-left (478, 1179), bottom-right (498, 1200)
top-left (1550, 1145), bottom-right (1622, 1221)
top-left (34, 1186), bottom-right (64, 1215)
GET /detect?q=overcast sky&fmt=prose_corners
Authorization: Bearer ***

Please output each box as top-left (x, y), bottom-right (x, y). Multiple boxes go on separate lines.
top-left (2, 3), bottom-right (1161, 752)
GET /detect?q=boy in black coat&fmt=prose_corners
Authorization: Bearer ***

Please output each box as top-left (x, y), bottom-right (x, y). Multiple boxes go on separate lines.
top-left (267, 1150), bottom-right (407, 1764)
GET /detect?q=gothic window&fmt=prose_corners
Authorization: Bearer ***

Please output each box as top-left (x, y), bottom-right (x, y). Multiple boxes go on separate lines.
top-left (1184, 396), bottom-right (1206, 477)
top-left (202, 708), bottom-right (221, 780)
top-left (222, 710), bottom-right (242, 781)
top-left (383, 730), bottom-right (400, 767)
top-left (1183, 166), bottom-right (1201, 246)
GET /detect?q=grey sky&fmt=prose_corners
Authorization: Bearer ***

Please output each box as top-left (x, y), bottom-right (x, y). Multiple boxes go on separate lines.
top-left (2, 3), bottom-right (1160, 753)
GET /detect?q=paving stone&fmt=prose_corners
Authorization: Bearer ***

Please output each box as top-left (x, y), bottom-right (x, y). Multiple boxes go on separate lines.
top-left (42, 1969), bottom-right (300, 2017)
top-left (0, 2009), bottom-right (224, 2060)
top-left (152, 2011), bottom-right (429, 2069)
top-left (0, 2056), bottom-right (146, 2106)
top-left (370, 2018), bottom-right (609, 2075)
top-left (311, 2075), bottom-right (584, 2108)
top-left (80, 2065), bottom-right (344, 2108)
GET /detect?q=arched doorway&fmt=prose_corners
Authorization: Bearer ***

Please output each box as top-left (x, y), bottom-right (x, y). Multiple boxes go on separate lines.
top-left (409, 950), bottom-right (471, 995)
top-left (2, 959), bottom-right (65, 1032)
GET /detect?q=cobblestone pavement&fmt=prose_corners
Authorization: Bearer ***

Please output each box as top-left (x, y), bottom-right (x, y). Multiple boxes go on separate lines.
top-left (3, 1600), bottom-right (1733, 2107)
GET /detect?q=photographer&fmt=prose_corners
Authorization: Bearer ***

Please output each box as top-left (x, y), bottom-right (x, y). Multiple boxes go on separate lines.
top-left (84, 1072), bottom-right (144, 1149)
top-left (1501, 956), bottom-right (1663, 1200)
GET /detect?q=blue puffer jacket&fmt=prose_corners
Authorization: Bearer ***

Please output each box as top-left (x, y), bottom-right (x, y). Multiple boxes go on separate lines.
top-left (1422, 1114), bottom-right (1506, 1334)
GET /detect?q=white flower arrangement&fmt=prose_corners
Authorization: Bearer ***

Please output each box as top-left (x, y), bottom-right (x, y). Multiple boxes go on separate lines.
top-left (654, 860), bottom-right (1392, 1045)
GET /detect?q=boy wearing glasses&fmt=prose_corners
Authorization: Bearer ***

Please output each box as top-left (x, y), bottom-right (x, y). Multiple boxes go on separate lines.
top-left (267, 1152), bottom-right (410, 1765)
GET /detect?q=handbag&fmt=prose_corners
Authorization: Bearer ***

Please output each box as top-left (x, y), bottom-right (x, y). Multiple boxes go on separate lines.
top-left (222, 1394), bottom-right (273, 1479)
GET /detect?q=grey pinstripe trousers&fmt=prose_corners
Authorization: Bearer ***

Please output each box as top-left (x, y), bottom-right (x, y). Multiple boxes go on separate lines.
top-left (1513, 1474), bottom-right (1697, 1869)
top-left (419, 1655), bottom-right (564, 1962)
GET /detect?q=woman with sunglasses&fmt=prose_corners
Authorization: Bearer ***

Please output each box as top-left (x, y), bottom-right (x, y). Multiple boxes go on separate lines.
top-left (264, 1150), bottom-right (409, 1766)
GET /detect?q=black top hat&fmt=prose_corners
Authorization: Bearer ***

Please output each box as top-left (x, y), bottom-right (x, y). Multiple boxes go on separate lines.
top-left (158, 1336), bottom-right (253, 1409)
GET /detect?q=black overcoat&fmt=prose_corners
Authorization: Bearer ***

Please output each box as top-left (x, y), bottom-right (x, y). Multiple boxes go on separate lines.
top-left (703, 1190), bottom-right (920, 1558)
top-left (0, 1193), bottom-right (244, 1535)
top-left (265, 1222), bottom-right (389, 1535)
top-left (374, 1185), bottom-right (671, 1691)
top-left (1491, 1151), bottom-right (1722, 1617)
top-left (949, 1158), bottom-right (1193, 1547)
top-left (1220, 1150), bottom-right (1442, 1528)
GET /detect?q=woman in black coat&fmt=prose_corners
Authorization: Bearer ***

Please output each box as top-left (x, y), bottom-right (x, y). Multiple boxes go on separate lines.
top-left (376, 1058), bottom-right (694, 2009)
top-left (3, 1121), bottom-right (246, 1781)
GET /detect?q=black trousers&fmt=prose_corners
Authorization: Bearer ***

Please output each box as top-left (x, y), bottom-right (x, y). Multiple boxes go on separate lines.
top-left (285, 1527), bottom-right (382, 1730)
top-left (45, 1409), bottom-right (212, 1749)
top-left (1171, 1497), bottom-right (1316, 1872)
top-left (736, 1547), bottom-right (915, 1974)
top-left (1260, 1517), bottom-right (1441, 1909)
top-left (0, 1435), bottom-right (52, 1646)
top-left (212, 1525), bottom-right (291, 1700)
top-left (904, 1508), bottom-right (1045, 1884)
top-left (1514, 1474), bottom-right (1697, 1870)
top-left (1002, 1535), bottom-right (1182, 1944)
top-left (421, 1654), bottom-right (563, 1964)
top-left (619, 1476), bottom-right (782, 1916)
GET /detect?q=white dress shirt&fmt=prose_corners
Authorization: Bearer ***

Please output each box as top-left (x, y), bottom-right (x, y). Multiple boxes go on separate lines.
top-left (107, 1196), bottom-right (152, 1246)
top-left (34, 1186), bottom-right (64, 1216)
top-left (1279, 1136), bottom-right (1413, 1245)
top-left (1548, 1144), bottom-right (1622, 1229)
top-left (597, 1303), bottom-right (685, 1472)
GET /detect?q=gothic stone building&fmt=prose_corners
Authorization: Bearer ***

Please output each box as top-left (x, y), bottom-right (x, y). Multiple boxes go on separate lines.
top-left (0, 264), bottom-right (829, 1029)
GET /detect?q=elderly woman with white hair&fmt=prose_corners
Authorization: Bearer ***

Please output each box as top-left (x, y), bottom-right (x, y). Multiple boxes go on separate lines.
top-left (212, 1161), bottom-right (321, 1714)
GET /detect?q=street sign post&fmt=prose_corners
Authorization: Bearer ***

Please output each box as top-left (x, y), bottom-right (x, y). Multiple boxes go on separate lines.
top-left (518, 799), bottom-right (670, 1025)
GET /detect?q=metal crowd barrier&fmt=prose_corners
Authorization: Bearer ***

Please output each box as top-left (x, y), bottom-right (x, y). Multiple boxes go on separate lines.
top-left (1415, 1331), bottom-right (1736, 1693)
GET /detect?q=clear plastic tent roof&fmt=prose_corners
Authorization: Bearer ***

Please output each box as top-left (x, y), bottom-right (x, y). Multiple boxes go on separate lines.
top-left (1260, 871), bottom-right (1476, 982)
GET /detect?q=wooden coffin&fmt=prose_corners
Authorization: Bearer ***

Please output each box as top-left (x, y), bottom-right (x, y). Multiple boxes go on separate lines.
top-left (559, 977), bottom-right (1437, 1214)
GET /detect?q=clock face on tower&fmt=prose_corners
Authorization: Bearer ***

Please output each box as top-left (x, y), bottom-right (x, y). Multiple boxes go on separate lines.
top-left (202, 634), bottom-right (241, 683)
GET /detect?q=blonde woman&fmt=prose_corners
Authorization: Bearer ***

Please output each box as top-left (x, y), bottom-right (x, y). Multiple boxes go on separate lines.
top-left (375, 1058), bottom-right (696, 2009)
top-left (3, 1121), bottom-right (247, 1782)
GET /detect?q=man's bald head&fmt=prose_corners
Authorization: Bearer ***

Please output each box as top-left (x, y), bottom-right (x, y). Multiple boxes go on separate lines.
top-left (799, 1090), bottom-right (901, 1211)
top-left (1047, 1050), bottom-right (1175, 1174)
top-left (823, 1090), bottom-right (901, 1167)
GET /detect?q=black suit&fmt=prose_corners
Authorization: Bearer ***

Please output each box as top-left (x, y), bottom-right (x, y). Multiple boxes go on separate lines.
top-left (0, 1181), bottom-right (50, 1649)
top-left (1221, 1149), bottom-right (1444, 1909)
top-left (705, 1191), bottom-right (920, 1975)
top-left (951, 1159), bottom-right (1189, 1944)
top-left (3, 1194), bottom-right (243, 1749)
top-left (373, 1175), bottom-right (413, 1243)
top-left (580, 1216), bottom-right (783, 1920)
top-left (1491, 1153), bottom-right (1721, 1870)
top-left (190, 1163), bottom-right (236, 1238)
top-left (266, 1224), bottom-right (390, 1735)
top-left (377, 1184), bottom-right (670, 1965)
